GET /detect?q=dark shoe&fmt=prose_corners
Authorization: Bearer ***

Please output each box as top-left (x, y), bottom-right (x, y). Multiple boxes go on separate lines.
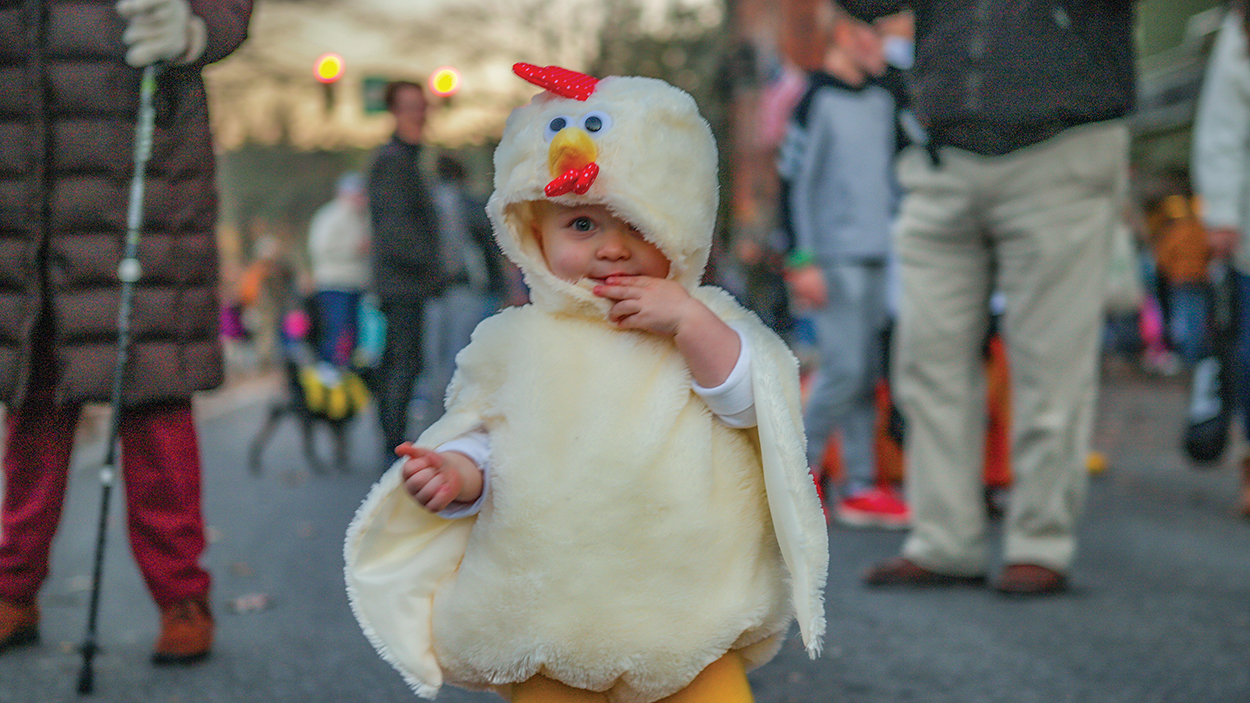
top-left (1239, 456), bottom-right (1250, 520)
top-left (863, 558), bottom-right (986, 587)
top-left (995, 564), bottom-right (1068, 596)
top-left (0, 599), bottom-right (38, 653)
top-left (152, 598), bottom-right (213, 665)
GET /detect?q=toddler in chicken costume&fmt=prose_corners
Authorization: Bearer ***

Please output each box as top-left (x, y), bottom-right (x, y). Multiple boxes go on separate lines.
top-left (344, 64), bottom-right (828, 703)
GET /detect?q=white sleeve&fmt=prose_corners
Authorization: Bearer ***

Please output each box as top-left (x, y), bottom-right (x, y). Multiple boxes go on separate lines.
top-left (433, 429), bottom-right (491, 519)
top-left (690, 324), bottom-right (757, 428)
top-left (1193, 14), bottom-right (1250, 231)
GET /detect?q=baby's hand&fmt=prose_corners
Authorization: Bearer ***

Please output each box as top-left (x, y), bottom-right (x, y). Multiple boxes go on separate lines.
top-left (594, 273), bottom-right (741, 388)
top-left (397, 442), bottom-right (465, 513)
top-left (784, 264), bottom-right (827, 310)
top-left (593, 274), bottom-right (695, 337)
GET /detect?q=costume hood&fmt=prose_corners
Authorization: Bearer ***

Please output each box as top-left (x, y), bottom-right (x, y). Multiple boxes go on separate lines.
top-left (487, 63), bottom-right (719, 316)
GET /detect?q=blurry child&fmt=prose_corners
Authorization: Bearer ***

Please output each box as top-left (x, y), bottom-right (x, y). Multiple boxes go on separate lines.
top-left (1144, 166), bottom-right (1211, 366)
top-left (344, 65), bottom-right (828, 703)
top-left (307, 172), bottom-right (371, 367)
top-left (419, 154), bottom-right (505, 411)
top-left (776, 5), bottom-right (907, 527)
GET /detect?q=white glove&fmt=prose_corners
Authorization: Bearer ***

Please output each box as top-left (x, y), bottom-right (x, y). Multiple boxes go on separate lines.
top-left (116, 0), bottom-right (208, 67)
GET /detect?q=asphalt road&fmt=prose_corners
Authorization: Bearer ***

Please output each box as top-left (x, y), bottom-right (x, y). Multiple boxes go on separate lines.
top-left (1, 360), bottom-right (1248, 703)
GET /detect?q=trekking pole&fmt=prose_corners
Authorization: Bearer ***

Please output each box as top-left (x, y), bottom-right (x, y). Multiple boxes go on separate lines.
top-left (76, 63), bottom-right (159, 696)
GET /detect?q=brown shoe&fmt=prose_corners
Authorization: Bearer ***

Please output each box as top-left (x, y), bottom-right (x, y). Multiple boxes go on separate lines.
top-left (863, 557), bottom-right (986, 587)
top-left (995, 563), bottom-right (1067, 596)
top-left (0, 599), bottom-right (38, 653)
top-left (152, 598), bottom-right (213, 665)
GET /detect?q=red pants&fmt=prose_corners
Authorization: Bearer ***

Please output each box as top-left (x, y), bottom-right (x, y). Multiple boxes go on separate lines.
top-left (0, 376), bottom-right (210, 609)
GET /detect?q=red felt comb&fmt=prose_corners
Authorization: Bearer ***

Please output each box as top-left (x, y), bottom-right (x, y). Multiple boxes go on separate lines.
top-left (513, 63), bottom-right (599, 101)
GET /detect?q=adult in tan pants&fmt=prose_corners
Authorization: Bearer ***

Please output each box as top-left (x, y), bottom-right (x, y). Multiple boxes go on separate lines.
top-left (865, 121), bottom-right (1128, 594)
top-left (844, 0), bottom-right (1136, 596)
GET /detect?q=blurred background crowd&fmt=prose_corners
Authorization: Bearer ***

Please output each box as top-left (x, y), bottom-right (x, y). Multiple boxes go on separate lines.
top-left (210, 0), bottom-right (1247, 520)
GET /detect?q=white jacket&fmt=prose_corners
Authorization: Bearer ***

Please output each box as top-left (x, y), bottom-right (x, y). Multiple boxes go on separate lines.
top-left (307, 198), bottom-right (371, 290)
top-left (1193, 11), bottom-right (1250, 274)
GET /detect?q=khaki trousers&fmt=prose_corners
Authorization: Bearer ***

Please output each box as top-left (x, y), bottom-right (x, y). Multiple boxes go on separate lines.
top-left (893, 121), bottom-right (1128, 575)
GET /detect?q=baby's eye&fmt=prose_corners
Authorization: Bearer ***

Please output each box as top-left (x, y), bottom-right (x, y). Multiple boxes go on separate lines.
top-left (580, 111), bottom-right (612, 135)
top-left (543, 115), bottom-right (573, 142)
top-left (571, 216), bottom-right (594, 232)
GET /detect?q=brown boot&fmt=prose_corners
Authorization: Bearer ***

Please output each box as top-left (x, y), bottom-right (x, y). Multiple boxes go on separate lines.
top-left (0, 598), bottom-right (38, 653)
top-left (152, 597), bottom-right (213, 665)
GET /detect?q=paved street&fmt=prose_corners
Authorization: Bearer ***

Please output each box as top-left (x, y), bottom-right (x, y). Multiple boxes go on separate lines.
top-left (1, 359), bottom-right (1248, 703)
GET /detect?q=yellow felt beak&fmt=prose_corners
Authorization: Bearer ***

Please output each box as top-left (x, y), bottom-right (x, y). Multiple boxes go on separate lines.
top-left (548, 127), bottom-right (597, 178)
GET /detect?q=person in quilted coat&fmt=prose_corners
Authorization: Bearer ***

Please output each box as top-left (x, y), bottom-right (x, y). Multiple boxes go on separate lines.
top-left (0, 0), bottom-right (251, 665)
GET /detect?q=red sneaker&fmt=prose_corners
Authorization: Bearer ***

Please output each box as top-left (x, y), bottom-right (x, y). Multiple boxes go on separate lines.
top-left (834, 485), bottom-right (910, 529)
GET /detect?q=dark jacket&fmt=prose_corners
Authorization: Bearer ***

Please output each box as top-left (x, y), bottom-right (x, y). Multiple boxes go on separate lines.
top-left (367, 138), bottom-right (445, 301)
top-left (0, 0), bottom-right (252, 406)
top-left (842, 0), bottom-right (1136, 155)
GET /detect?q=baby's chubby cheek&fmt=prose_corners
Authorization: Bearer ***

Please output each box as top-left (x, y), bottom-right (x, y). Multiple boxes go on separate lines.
top-left (544, 251), bottom-right (586, 284)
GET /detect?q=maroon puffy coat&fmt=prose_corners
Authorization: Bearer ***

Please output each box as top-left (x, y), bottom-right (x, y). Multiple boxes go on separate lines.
top-left (0, 0), bottom-right (251, 406)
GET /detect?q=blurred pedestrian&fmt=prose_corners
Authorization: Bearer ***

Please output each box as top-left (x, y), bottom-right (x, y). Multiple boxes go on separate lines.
top-left (0, 0), bottom-right (252, 663)
top-left (367, 81), bottom-right (444, 466)
top-left (845, 0), bottom-right (1135, 595)
top-left (776, 5), bottom-right (907, 528)
top-left (418, 154), bottom-right (504, 411)
top-left (1142, 167), bottom-right (1211, 367)
top-left (308, 172), bottom-right (371, 368)
top-left (237, 231), bottom-right (312, 371)
top-left (1192, 0), bottom-right (1250, 519)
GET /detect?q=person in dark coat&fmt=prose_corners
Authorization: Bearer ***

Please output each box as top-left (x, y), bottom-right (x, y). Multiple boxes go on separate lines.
top-left (0, 0), bottom-right (252, 665)
top-left (367, 81), bottom-right (446, 464)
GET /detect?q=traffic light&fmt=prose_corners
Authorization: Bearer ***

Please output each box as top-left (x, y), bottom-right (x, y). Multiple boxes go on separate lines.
top-left (315, 53), bottom-right (344, 113)
top-left (314, 53), bottom-right (345, 84)
top-left (429, 66), bottom-right (460, 97)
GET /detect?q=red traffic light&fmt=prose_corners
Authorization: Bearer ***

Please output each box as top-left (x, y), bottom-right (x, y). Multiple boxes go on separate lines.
top-left (429, 66), bottom-right (460, 97)
top-left (314, 53), bottom-right (345, 84)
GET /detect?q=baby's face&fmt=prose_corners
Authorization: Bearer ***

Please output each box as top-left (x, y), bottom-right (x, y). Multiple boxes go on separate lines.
top-left (531, 201), bottom-right (670, 284)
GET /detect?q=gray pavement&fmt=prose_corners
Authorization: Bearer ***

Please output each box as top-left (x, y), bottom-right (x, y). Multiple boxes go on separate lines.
top-left (1, 358), bottom-right (1248, 702)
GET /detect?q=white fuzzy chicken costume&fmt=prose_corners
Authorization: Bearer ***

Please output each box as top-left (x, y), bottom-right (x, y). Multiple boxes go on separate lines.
top-left (344, 64), bottom-right (828, 703)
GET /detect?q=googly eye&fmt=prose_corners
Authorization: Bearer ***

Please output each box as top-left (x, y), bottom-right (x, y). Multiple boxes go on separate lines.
top-left (544, 115), bottom-right (573, 142)
top-left (580, 111), bottom-right (612, 134)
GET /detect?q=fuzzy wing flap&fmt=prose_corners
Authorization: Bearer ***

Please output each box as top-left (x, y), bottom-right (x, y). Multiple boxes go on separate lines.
top-left (344, 465), bottom-right (475, 698)
top-left (698, 287), bottom-right (828, 657)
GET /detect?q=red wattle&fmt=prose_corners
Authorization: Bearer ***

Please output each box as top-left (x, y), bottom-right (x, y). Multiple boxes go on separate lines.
top-left (573, 163), bottom-right (599, 194)
top-left (546, 163), bottom-right (600, 197)
top-left (545, 169), bottom-right (579, 197)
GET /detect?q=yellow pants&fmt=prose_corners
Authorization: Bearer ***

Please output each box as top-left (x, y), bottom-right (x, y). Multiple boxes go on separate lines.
top-left (508, 652), bottom-right (753, 703)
